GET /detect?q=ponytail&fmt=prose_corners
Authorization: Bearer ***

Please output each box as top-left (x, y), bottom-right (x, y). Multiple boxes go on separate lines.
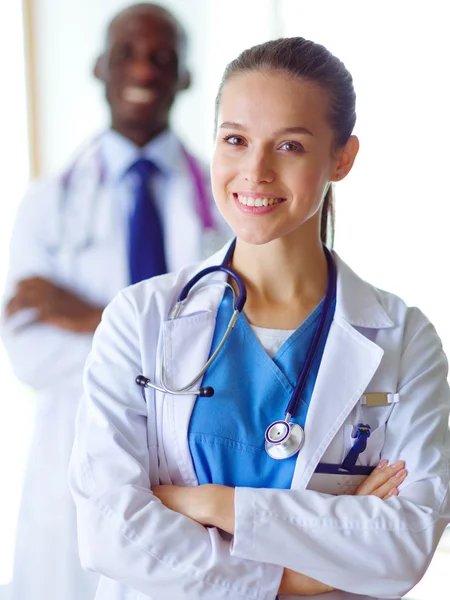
top-left (321, 185), bottom-right (335, 248)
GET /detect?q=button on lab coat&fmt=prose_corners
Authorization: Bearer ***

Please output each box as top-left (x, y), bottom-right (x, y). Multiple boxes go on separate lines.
top-left (69, 245), bottom-right (450, 600)
top-left (1, 131), bottom-right (228, 600)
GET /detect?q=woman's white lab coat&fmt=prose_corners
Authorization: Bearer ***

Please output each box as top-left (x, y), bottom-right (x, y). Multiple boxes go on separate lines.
top-left (69, 245), bottom-right (450, 600)
top-left (1, 137), bottom-right (227, 600)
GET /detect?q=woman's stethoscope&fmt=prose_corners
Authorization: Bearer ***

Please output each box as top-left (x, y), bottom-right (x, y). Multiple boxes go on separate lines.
top-left (54, 134), bottom-right (215, 255)
top-left (137, 240), bottom-right (337, 460)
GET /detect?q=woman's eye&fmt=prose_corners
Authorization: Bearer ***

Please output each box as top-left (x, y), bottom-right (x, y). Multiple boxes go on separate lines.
top-left (223, 135), bottom-right (245, 146)
top-left (280, 141), bottom-right (304, 152)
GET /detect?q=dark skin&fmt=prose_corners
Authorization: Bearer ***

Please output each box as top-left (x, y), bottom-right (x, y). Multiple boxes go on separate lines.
top-left (6, 4), bottom-right (190, 333)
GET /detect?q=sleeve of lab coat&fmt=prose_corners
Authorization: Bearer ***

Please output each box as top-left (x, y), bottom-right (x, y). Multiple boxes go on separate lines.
top-left (0, 180), bottom-right (94, 389)
top-left (68, 290), bottom-right (283, 600)
top-left (231, 307), bottom-right (450, 598)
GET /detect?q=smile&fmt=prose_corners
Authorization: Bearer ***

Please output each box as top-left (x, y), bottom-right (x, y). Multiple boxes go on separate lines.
top-left (122, 86), bottom-right (157, 104)
top-left (235, 193), bottom-right (285, 207)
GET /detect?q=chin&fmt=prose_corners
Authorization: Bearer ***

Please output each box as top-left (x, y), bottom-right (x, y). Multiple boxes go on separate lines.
top-left (233, 226), bottom-right (281, 246)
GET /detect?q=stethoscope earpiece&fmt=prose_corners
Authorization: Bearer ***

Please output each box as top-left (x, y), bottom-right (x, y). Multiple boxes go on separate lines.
top-left (198, 386), bottom-right (214, 397)
top-left (136, 375), bottom-right (215, 398)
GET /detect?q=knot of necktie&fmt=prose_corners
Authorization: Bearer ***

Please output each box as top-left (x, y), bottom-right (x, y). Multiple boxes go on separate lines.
top-left (127, 157), bottom-right (158, 182)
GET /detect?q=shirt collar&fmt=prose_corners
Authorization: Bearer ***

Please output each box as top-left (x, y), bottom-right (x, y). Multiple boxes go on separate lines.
top-left (99, 128), bottom-right (184, 181)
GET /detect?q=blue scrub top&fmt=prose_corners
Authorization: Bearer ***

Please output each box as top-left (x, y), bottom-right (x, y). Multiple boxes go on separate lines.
top-left (188, 289), bottom-right (335, 489)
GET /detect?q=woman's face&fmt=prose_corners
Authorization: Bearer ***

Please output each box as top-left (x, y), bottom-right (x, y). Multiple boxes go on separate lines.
top-left (212, 70), bottom-right (343, 246)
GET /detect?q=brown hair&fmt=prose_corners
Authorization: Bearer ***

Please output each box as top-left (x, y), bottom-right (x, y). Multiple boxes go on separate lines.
top-left (215, 37), bottom-right (357, 246)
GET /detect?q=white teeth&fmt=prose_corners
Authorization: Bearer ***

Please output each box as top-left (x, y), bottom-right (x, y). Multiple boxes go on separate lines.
top-left (123, 87), bottom-right (156, 104)
top-left (236, 194), bottom-right (282, 207)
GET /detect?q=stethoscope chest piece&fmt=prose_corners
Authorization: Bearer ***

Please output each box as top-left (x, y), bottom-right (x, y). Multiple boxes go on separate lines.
top-left (264, 420), bottom-right (305, 460)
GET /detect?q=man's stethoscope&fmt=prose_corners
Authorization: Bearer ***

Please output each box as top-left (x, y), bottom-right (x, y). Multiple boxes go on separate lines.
top-left (137, 240), bottom-right (337, 460)
top-left (55, 135), bottom-right (216, 254)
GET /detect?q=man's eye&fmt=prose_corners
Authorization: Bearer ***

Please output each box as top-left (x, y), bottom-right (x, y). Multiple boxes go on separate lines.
top-left (113, 44), bottom-right (133, 62)
top-left (151, 49), bottom-right (176, 68)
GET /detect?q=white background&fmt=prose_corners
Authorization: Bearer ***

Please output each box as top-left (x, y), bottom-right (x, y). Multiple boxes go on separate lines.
top-left (0, 0), bottom-right (448, 597)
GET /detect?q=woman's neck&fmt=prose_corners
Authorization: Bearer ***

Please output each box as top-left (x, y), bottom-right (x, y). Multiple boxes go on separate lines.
top-left (231, 230), bottom-right (329, 329)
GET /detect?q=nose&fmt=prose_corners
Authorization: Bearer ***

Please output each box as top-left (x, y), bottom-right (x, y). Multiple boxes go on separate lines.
top-left (129, 57), bottom-right (158, 82)
top-left (243, 150), bottom-right (275, 184)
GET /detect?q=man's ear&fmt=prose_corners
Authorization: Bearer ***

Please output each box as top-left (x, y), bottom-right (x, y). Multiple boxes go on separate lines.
top-left (93, 55), bottom-right (106, 81)
top-left (177, 70), bottom-right (191, 92)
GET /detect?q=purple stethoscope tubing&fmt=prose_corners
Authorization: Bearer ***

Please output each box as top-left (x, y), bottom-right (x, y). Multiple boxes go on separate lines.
top-left (61, 135), bottom-right (215, 231)
top-left (283, 247), bottom-right (337, 420)
top-left (176, 239), bottom-right (246, 311)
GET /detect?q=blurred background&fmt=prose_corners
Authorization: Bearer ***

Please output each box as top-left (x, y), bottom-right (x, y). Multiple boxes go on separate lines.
top-left (0, 1), bottom-right (449, 598)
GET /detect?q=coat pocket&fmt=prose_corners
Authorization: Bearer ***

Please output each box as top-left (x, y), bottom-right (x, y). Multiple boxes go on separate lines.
top-left (347, 423), bottom-right (386, 466)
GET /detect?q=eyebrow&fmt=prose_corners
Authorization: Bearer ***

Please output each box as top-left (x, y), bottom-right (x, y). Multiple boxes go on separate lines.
top-left (219, 121), bottom-right (314, 136)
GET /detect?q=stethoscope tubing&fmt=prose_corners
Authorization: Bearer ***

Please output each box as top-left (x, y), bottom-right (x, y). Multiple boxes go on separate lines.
top-left (284, 248), bottom-right (336, 419)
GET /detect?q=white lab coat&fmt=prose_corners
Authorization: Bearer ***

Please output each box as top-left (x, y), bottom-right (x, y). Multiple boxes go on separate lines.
top-left (69, 244), bottom-right (450, 600)
top-left (1, 134), bottom-right (228, 600)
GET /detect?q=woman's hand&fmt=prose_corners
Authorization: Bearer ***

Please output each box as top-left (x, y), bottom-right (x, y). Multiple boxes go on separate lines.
top-left (354, 459), bottom-right (407, 499)
top-left (279, 568), bottom-right (335, 596)
top-left (152, 484), bottom-right (235, 533)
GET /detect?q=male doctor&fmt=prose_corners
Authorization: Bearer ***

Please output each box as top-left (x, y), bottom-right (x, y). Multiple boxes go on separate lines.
top-left (1, 4), bottom-right (228, 600)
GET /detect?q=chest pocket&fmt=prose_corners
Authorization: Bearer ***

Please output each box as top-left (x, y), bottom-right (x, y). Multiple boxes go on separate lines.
top-left (345, 401), bottom-right (396, 467)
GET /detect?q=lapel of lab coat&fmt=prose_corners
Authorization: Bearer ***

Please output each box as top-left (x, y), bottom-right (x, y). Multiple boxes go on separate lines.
top-left (160, 249), bottom-right (395, 488)
top-left (290, 254), bottom-right (395, 488)
top-left (159, 245), bottom-right (231, 486)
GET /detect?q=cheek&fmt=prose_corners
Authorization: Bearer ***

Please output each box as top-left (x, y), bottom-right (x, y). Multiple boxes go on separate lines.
top-left (288, 160), bottom-right (330, 197)
top-left (211, 153), bottom-right (233, 200)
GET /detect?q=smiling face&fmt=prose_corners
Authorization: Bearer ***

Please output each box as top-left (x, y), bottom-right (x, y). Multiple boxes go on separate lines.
top-left (212, 70), bottom-right (352, 246)
top-left (95, 7), bottom-right (188, 145)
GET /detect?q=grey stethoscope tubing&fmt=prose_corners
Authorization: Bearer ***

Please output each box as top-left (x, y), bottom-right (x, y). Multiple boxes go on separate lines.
top-left (136, 241), bottom-right (246, 398)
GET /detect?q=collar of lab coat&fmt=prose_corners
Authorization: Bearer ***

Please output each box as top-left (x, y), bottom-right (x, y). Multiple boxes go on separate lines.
top-left (100, 128), bottom-right (186, 180)
top-left (181, 241), bottom-right (395, 331)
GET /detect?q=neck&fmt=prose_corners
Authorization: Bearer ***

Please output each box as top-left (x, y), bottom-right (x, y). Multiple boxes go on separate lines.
top-left (111, 120), bottom-right (169, 147)
top-left (231, 226), bottom-right (329, 329)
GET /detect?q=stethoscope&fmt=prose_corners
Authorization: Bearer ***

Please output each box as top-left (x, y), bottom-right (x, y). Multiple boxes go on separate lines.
top-left (137, 240), bottom-right (337, 460)
top-left (55, 134), bottom-right (215, 254)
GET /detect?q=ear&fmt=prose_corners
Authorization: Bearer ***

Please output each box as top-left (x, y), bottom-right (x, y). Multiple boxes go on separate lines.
top-left (177, 69), bottom-right (191, 92)
top-left (331, 135), bottom-right (359, 182)
top-left (93, 55), bottom-right (106, 81)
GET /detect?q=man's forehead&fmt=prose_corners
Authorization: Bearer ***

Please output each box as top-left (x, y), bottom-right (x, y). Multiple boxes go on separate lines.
top-left (107, 8), bottom-right (179, 46)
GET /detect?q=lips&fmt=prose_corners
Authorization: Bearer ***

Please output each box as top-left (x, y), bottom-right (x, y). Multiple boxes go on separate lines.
top-left (122, 86), bottom-right (158, 104)
top-left (236, 193), bottom-right (285, 207)
top-left (232, 192), bottom-right (286, 214)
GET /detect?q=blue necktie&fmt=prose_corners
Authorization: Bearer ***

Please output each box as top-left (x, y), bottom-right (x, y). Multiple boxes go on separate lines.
top-left (127, 158), bottom-right (167, 284)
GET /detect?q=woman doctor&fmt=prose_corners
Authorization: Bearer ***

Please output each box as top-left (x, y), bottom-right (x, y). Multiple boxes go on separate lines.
top-left (69, 37), bottom-right (450, 600)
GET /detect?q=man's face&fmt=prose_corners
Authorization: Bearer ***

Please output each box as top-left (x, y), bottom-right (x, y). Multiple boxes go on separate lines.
top-left (98, 10), bottom-right (185, 134)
